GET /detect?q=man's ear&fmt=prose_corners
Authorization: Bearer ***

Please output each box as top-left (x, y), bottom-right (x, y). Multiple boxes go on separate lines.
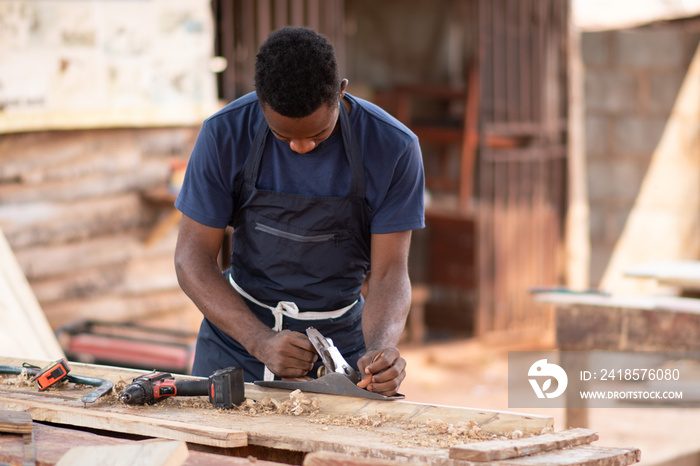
top-left (340, 79), bottom-right (349, 98)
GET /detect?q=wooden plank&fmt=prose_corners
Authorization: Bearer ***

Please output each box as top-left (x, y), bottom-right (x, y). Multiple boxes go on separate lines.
top-left (14, 229), bottom-right (177, 281)
top-left (625, 260), bottom-right (700, 291)
top-left (495, 445), bottom-right (641, 466)
top-left (0, 357), bottom-right (554, 464)
top-left (449, 428), bottom-right (598, 461)
top-left (0, 396), bottom-right (246, 449)
top-left (0, 227), bottom-right (65, 360)
top-left (565, 20), bottom-right (591, 292)
top-left (534, 292), bottom-right (700, 314)
top-left (145, 209), bottom-right (183, 246)
top-left (0, 358), bottom-right (642, 465)
top-left (0, 422), bottom-right (274, 466)
top-left (0, 410), bottom-right (32, 434)
top-left (0, 194), bottom-right (144, 249)
top-left (302, 451), bottom-right (414, 466)
top-left (42, 289), bottom-right (196, 330)
top-left (31, 254), bottom-right (180, 304)
top-left (552, 303), bottom-right (700, 352)
top-left (540, 294), bottom-right (700, 429)
top-left (0, 162), bottom-right (167, 207)
top-left (599, 43), bottom-right (700, 297)
top-left (242, 383), bottom-right (551, 436)
top-left (56, 440), bottom-right (189, 466)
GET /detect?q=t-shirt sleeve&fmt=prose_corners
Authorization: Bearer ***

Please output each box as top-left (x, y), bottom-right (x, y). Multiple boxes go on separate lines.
top-left (370, 136), bottom-right (425, 234)
top-left (175, 123), bottom-right (234, 229)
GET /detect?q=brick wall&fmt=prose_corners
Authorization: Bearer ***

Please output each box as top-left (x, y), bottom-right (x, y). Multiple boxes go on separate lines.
top-left (581, 20), bottom-right (700, 285)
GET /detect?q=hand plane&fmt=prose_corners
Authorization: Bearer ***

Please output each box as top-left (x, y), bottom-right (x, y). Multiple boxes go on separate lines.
top-left (254, 327), bottom-right (404, 401)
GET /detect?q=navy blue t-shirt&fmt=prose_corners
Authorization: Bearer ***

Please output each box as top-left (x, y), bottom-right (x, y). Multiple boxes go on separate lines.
top-left (176, 92), bottom-right (425, 234)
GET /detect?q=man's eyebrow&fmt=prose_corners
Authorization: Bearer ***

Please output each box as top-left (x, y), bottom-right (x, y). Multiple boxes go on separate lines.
top-left (269, 124), bottom-right (332, 140)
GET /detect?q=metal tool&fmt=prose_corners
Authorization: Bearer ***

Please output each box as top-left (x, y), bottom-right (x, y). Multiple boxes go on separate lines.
top-left (0, 363), bottom-right (114, 408)
top-left (306, 327), bottom-right (360, 384)
top-left (256, 372), bottom-right (404, 400)
top-left (254, 327), bottom-right (404, 401)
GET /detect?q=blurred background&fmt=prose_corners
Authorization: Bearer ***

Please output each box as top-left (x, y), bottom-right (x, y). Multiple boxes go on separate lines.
top-left (1, 1), bottom-right (700, 463)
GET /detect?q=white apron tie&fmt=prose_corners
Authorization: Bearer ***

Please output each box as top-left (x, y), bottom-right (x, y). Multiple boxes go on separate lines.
top-left (228, 274), bottom-right (357, 381)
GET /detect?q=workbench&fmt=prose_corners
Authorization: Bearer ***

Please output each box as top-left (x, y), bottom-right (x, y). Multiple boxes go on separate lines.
top-left (624, 260), bottom-right (700, 295)
top-left (0, 357), bottom-right (640, 465)
top-left (534, 291), bottom-right (700, 428)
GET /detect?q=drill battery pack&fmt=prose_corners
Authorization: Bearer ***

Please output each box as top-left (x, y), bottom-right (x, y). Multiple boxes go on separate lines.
top-left (209, 366), bottom-right (244, 409)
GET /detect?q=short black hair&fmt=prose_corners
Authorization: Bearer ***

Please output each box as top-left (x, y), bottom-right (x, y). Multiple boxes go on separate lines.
top-left (254, 27), bottom-right (340, 118)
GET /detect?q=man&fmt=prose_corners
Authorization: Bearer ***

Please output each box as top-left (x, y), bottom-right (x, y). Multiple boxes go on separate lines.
top-left (174, 27), bottom-right (424, 396)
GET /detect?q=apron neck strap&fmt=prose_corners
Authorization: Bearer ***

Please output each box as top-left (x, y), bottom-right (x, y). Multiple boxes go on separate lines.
top-left (242, 116), bottom-right (270, 182)
top-left (337, 99), bottom-right (366, 196)
top-left (243, 99), bottom-right (366, 197)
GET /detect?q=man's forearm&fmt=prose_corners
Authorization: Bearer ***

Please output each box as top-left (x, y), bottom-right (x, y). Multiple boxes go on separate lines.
top-left (175, 254), bottom-right (275, 359)
top-left (361, 269), bottom-right (412, 352)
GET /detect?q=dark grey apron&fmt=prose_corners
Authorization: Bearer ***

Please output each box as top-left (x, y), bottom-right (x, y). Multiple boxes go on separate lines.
top-left (192, 100), bottom-right (371, 381)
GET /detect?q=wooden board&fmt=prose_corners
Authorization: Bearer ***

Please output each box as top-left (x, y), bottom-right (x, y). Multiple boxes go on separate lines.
top-left (0, 358), bottom-right (643, 465)
top-left (599, 43), bottom-right (700, 296)
top-left (0, 421), bottom-right (280, 466)
top-left (449, 428), bottom-right (599, 461)
top-left (625, 260), bottom-right (700, 291)
top-left (535, 292), bottom-right (700, 430)
top-left (533, 293), bottom-right (700, 351)
top-left (0, 228), bottom-right (65, 360)
top-left (493, 446), bottom-right (641, 466)
top-left (303, 447), bottom-right (641, 466)
top-left (0, 409), bottom-right (32, 434)
top-left (303, 451), bottom-right (424, 465)
top-left (55, 440), bottom-right (189, 466)
top-left (534, 292), bottom-right (700, 314)
top-left (0, 357), bottom-right (557, 465)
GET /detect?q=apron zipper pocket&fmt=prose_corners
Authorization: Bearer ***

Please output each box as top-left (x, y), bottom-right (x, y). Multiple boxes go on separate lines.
top-left (254, 222), bottom-right (339, 244)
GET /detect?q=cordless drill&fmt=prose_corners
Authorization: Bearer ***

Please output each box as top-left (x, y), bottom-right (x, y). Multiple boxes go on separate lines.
top-left (119, 367), bottom-right (244, 409)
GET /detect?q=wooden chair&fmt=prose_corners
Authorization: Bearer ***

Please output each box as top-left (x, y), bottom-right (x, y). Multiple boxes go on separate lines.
top-left (381, 65), bottom-right (480, 213)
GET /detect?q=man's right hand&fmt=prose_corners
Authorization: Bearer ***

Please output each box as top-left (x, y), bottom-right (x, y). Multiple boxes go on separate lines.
top-left (256, 330), bottom-right (319, 378)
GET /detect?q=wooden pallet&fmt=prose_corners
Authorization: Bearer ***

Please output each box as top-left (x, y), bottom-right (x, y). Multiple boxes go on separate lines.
top-left (0, 357), bottom-right (640, 465)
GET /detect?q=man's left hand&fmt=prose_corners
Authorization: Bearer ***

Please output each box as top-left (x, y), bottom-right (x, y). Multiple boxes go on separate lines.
top-left (356, 347), bottom-right (406, 396)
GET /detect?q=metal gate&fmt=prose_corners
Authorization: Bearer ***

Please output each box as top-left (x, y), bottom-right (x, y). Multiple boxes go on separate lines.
top-left (476, 0), bottom-right (569, 338)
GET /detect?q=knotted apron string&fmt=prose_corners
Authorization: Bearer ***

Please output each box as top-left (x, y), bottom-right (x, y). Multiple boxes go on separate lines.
top-left (228, 274), bottom-right (357, 380)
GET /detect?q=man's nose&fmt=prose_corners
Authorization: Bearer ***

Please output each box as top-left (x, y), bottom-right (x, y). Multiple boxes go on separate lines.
top-left (289, 139), bottom-right (316, 154)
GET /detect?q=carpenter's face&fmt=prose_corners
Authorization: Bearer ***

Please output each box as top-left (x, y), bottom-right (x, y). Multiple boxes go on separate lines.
top-left (262, 102), bottom-right (340, 154)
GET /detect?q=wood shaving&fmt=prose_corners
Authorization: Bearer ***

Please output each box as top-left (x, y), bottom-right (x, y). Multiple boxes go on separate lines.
top-left (309, 412), bottom-right (390, 428)
top-left (235, 389), bottom-right (321, 416)
top-left (393, 418), bottom-right (494, 448)
top-left (2, 374), bottom-right (547, 451)
top-left (0, 370), bottom-right (34, 388)
top-left (309, 413), bottom-right (543, 450)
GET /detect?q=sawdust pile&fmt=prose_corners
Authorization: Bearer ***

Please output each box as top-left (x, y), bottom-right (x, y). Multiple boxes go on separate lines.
top-left (394, 418), bottom-right (501, 448)
top-left (0, 369), bottom-right (34, 388)
top-left (310, 411), bottom-right (390, 428)
top-left (236, 389), bottom-right (321, 416)
top-left (89, 377), bottom-right (131, 406)
top-left (309, 413), bottom-right (550, 450)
